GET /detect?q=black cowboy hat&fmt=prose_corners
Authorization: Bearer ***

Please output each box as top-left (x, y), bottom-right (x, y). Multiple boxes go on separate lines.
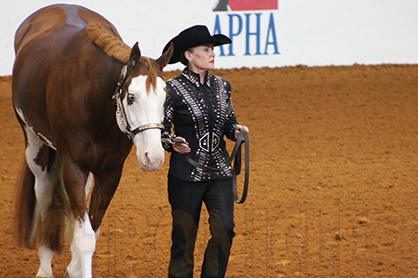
top-left (163, 25), bottom-right (231, 64)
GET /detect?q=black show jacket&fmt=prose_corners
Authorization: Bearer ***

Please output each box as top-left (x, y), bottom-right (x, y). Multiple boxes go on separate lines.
top-left (162, 67), bottom-right (239, 182)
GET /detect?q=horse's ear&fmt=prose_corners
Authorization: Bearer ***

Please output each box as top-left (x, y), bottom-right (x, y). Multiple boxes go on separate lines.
top-left (157, 42), bottom-right (174, 69)
top-left (129, 42), bottom-right (141, 67)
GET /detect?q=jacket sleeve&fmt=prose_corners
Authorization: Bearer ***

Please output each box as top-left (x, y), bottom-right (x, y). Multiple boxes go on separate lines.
top-left (161, 81), bottom-right (176, 152)
top-left (223, 80), bottom-right (239, 141)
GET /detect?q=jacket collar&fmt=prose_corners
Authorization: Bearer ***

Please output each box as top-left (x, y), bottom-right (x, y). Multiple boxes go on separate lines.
top-left (182, 67), bottom-right (211, 88)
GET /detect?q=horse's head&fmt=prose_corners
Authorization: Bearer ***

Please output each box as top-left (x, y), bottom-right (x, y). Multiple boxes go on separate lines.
top-left (116, 42), bottom-right (174, 171)
top-left (87, 22), bottom-right (173, 171)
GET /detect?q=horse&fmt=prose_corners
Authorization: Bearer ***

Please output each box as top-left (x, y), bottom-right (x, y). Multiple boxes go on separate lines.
top-left (12, 4), bottom-right (173, 277)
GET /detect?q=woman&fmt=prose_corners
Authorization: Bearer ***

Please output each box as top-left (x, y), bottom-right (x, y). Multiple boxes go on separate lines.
top-left (161, 25), bottom-right (249, 278)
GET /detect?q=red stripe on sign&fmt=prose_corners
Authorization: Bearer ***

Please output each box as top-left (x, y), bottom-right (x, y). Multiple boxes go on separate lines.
top-left (228, 0), bottom-right (278, 11)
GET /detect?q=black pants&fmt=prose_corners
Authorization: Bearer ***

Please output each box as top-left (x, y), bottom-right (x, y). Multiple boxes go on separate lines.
top-left (168, 175), bottom-right (235, 278)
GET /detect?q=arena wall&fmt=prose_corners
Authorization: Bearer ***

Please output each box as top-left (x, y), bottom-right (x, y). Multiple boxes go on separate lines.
top-left (1, 0), bottom-right (417, 75)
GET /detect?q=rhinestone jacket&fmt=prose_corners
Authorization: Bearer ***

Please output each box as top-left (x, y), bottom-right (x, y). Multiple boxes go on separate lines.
top-left (162, 67), bottom-right (239, 182)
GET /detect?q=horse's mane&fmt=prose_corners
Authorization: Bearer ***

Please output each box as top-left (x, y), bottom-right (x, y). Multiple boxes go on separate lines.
top-left (87, 22), bottom-right (131, 64)
top-left (87, 22), bottom-right (159, 93)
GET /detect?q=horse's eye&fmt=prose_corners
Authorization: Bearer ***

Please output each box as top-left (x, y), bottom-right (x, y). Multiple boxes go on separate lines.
top-left (127, 93), bottom-right (135, 105)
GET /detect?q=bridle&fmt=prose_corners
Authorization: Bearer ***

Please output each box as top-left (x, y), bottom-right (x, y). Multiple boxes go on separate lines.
top-left (113, 65), bottom-right (164, 139)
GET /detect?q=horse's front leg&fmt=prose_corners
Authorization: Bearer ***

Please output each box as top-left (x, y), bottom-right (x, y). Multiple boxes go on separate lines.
top-left (66, 211), bottom-right (96, 278)
top-left (88, 166), bottom-right (124, 232)
top-left (64, 162), bottom-right (123, 278)
top-left (60, 160), bottom-right (96, 278)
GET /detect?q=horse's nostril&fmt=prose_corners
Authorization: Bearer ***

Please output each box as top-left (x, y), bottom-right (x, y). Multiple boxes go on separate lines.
top-left (143, 152), bottom-right (150, 165)
top-left (138, 147), bottom-right (164, 170)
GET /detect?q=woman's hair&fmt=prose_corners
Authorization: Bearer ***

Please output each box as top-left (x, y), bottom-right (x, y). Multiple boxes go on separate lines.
top-left (180, 47), bottom-right (195, 66)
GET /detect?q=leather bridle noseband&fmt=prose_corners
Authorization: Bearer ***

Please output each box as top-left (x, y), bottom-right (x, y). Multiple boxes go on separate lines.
top-left (113, 65), bottom-right (164, 139)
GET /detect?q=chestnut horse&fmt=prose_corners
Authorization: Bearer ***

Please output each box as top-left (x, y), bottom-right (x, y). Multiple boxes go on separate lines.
top-left (12, 4), bottom-right (173, 278)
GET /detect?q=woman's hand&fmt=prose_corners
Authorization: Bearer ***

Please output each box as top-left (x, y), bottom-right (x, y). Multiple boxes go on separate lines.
top-left (172, 136), bottom-right (191, 154)
top-left (235, 125), bottom-right (249, 140)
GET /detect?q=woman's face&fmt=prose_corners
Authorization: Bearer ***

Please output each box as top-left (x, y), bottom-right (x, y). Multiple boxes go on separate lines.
top-left (185, 44), bottom-right (215, 73)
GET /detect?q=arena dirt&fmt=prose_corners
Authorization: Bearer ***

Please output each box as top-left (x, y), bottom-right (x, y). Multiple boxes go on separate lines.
top-left (1, 64), bottom-right (418, 277)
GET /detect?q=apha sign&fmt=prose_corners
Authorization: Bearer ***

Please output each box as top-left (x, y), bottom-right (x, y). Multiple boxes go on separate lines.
top-left (209, 0), bottom-right (280, 59)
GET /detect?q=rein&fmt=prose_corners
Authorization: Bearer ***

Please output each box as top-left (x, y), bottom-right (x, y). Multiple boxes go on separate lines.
top-left (230, 129), bottom-right (249, 204)
top-left (174, 129), bottom-right (249, 204)
top-left (113, 65), bottom-right (164, 139)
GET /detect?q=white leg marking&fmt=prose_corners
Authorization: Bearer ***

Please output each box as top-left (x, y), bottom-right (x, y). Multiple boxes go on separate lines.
top-left (25, 128), bottom-right (54, 244)
top-left (84, 173), bottom-right (100, 241)
top-left (23, 125), bottom-right (57, 276)
top-left (85, 172), bottom-right (93, 198)
top-left (67, 212), bottom-right (97, 278)
top-left (95, 227), bottom-right (101, 242)
top-left (36, 245), bottom-right (54, 277)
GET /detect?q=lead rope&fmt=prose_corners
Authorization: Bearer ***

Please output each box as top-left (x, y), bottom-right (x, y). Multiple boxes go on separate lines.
top-left (229, 129), bottom-right (249, 204)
